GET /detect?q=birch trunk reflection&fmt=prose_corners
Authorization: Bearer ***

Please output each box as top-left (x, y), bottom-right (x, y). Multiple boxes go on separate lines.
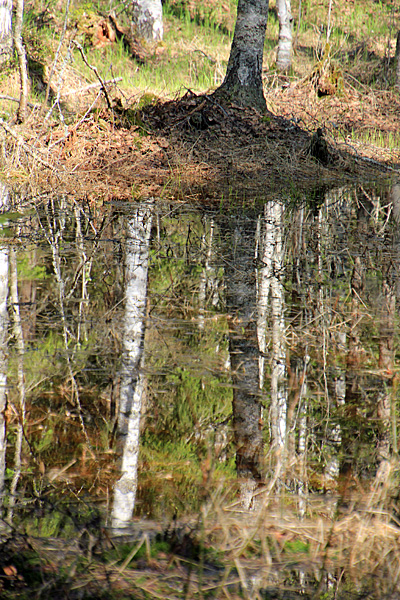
top-left (198, 217), bottom-right (218, 330)
top-left (0, 184), bottom-right (9, 516)
top-left (111, 199), bottom-right (153, 531)
top-left (268, 203), bottom-right (287, 455)
top-left (258, 202), bottom-right (287, 457)
top-left (7, 247), bottom-right (26, 522)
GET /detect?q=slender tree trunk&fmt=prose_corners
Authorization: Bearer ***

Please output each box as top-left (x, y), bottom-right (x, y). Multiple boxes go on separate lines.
top-left (395, 30), bottom-right (400, 89)
top-left (325, 361), bottom-right (346, 484)
top-left (111, 199), bottom-right (153, 531)
top-left (0, 0), bottom-right (12, 66)
top-left (74, 205), bottom-right (93, 345)
top-left (257, 208), bottom-right (273, 391)
top-left (131, 0), bottom-right (163, 42)
top-left (13, 0), bottom-right (28, 123)
top-left (268, 202), bottom-right (287, 454)
top-left (222, 213), bottom-right (264, 507)
top-left (7, 248), bottom-right (26, 523)
top-left (198, 217), bottom-right (217, 330)
top-left (0, 184), bottom-right (9, 520)
top-left (297, 375), bottom-right (308, 518)
top-left (213, 0), bottom-right (269, 111)
top-left (276, 0), bottom-right (293, 72)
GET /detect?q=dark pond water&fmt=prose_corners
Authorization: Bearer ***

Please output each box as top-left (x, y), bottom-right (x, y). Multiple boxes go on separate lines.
top-left (0, 181), bottom-right (399, 596)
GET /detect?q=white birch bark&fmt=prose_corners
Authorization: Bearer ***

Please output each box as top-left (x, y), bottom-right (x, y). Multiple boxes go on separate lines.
top-left (0, 0), bottom-right (12, 65)
top-left (269, 202), bottom-right (287, 452)
top-left (297, 396), bottom-right (307, 518)
top-left (198, 218), bottom-right (216, 330)
top-left (257, 207), bottom-right (274, 391)
top-left (276, 0), bottom-right (293, 72)
top-left (111, 199), bottom-right (153, 531)
top-left (257, 202), bottom-right (287, 456)
top-left (325, 356), bottom-right (346, 483)
top-left (7, 247), bottom-right (25, 523)
top-left (131, 0), bottom-right (163, 42)
top-left (0, 184), bottom-right (9, 516)
top-left (73, 205), bottom-right (93, 345)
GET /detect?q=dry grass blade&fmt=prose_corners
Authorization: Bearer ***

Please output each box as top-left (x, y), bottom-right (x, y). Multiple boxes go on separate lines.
top-left (117, 535), bottom-right (147, 573)
top-left (0, 117), bottom-right (61, 173)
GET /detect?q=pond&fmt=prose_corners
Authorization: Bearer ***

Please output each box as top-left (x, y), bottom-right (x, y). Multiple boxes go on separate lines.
top-left (0, 181), bottom-right (399, 598)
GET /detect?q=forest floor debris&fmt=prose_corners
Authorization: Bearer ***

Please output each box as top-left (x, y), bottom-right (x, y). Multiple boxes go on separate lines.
top-left (2, 82), bottom-right (400, 203)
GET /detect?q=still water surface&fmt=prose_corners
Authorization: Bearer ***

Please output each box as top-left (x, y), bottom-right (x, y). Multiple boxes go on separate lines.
top-left (0, 182), bottom-right (399, 593)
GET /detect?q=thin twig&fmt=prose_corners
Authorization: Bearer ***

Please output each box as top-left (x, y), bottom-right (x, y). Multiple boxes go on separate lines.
top-left (72, 40), bottom-right (113, 110)
top-left (62, 76), bottom-right (122, 97)
top-left (0, 95), bottom-right (42, 109)
top-left (43, 0), bottom-right (72, 110)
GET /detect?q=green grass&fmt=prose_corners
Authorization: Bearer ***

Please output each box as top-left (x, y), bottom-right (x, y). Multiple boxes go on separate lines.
top-left (357, 129), bottom-right (400, 149)
top-left (338, 127), bottom-right (400, 150)
top-left (69, 5), bottom-right (232, 98)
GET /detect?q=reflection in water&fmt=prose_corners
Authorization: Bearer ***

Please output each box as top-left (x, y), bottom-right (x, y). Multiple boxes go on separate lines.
top-left (0, 184), bottom-right (9, 518)
top-left (221, 210), bottom-right (263, 506)
top-left (265, 202), bottom-right (287, 455)
top-left (111, 199), bottom-right (153, 531)
top-left (0, 182), bottom-right (399, 593)
top-left (7, 247), bottom-right (26, 523)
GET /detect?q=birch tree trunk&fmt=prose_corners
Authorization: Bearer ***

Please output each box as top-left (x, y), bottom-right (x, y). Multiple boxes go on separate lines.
top-left (257, 209), bottom-right (273, 391)
top-left (276, 0), bottom-right (293, 71)
top-left (111, 199), bottom-right (153, 531)
top-left (260, 202), bottom-right (287, 455)
top-left (213, 0), bottom-right (269, 111)
top-left (131, 0), bottom-right (163, 42)
top-left (0, 0), bottom-right (12, 66)
top-left (269, 203), bottom-right (287, 454)
top-left (198, 217), bottom-right (217, 330)
top-left (7, 248), bottom-right (26, 523)
top-left (13, 0), bottom-right (28, 123)
top-left (0, 184), bottom-right (9, 518)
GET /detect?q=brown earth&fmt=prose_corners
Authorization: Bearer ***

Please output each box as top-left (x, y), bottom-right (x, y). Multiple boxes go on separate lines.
top-left (7, 78), bottom-right (400, 203)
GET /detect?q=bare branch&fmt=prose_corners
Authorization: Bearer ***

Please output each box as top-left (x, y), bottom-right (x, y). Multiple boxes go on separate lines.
top-left (72, 40), bottom-right (113, 110)
top-left (62, 76), bottom-right (122, 97)
top-left (0, 95), bottom-right (42, 110)
top-left (43, 0), bottom-right (73, 111)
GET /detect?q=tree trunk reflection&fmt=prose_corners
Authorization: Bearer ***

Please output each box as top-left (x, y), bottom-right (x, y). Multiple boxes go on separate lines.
top-left (0, 184), bottom-right (9, 520)
top-left (111, 199), bottom-right (153, 531)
